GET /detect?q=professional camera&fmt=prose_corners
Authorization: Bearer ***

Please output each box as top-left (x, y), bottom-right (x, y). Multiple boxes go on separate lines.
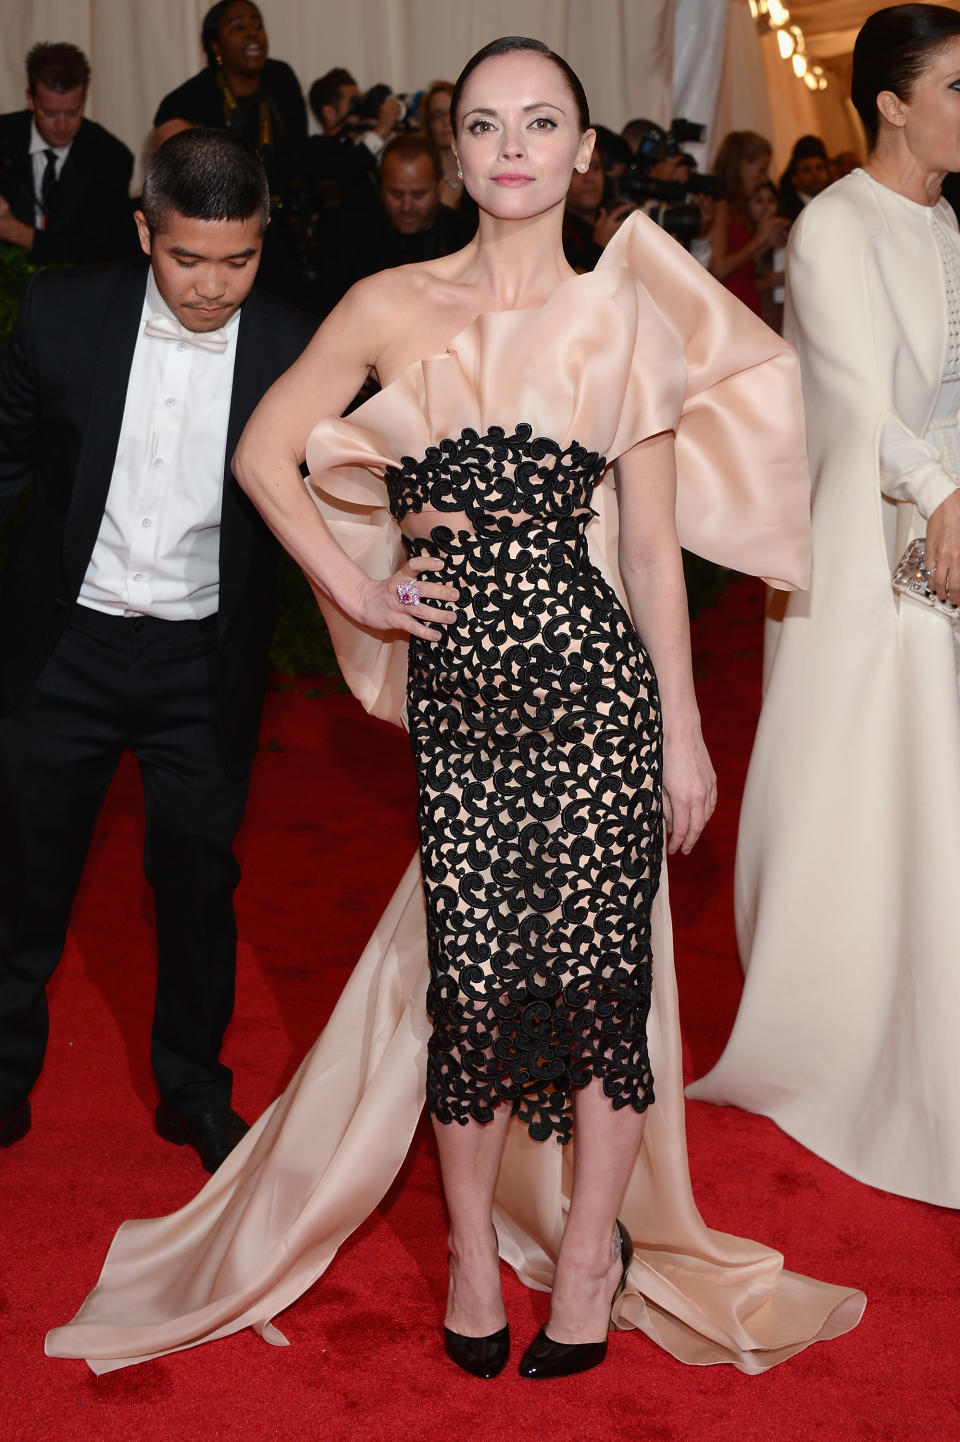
top-left (344, 84), bottom-right (415, 133)
top-left (620, 119), bottom-right (720, 247)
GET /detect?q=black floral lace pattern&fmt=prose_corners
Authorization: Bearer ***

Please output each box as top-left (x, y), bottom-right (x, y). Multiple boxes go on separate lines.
top-left (393, 426), bottom-right (661, 1144)
top-left (385, 424), bottom-right (607, 528)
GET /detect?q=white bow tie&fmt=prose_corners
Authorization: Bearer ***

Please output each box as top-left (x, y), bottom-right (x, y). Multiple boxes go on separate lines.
top-left (143, 313), bottom-right (228, 354)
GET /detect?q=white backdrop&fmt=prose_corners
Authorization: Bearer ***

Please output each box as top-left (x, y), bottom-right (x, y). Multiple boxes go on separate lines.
top-left (0, 0), bottom-right (676, 181)
top-left (2, 1), bottom-right (848, 182)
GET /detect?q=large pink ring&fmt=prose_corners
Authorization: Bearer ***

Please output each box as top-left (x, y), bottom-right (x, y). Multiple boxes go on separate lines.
top-left (396, 580), bottom-right (420, 606)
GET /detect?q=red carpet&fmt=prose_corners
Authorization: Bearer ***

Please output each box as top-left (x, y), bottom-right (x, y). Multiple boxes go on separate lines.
top-left (2, 580), bottom-right (957, 1442)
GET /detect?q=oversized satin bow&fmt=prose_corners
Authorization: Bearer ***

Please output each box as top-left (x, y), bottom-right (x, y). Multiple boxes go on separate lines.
top-left (143, 313), bottom-right (228, 354)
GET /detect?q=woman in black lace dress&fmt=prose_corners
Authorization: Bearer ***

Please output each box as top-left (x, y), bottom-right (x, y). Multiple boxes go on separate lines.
top-left (234, 37), bottom-right (715, 1379)
top-left (48, 38), bottom-right (864, 1381)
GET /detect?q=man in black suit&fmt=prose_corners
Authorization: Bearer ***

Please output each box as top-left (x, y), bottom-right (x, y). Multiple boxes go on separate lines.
top-left (0, 128), bottom-right (315, 1170)
top-left (0, 41), bottom-right (137, 264)
top-left (330, 134), bottom-right (473, 305)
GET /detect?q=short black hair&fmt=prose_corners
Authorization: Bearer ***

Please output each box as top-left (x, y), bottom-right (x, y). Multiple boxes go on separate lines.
top-left (787, 134), bottom-right (828, 173)
top-left (26, 41), bottom-right (90, 95)
top-left (201, 0), bottom-right (263, 67)
top-left (141, 128), bottom-right (270, 234)
top-left (308, 67), bottom-right (357, 124)
top-left (450, 37), bottom-right (590, 134)
top-left (594, 125), bottom-right (632, 171)
top-left (852, 4), bottom-right (960, 149)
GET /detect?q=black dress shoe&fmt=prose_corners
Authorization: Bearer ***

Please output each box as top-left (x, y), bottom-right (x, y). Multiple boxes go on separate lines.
top-left (444, 1324), bottom-right (510, 1379)
top-left (0, 1100), bottom-right (31, 1148)
top-left (155, 1103), bottom-right (249, 1173)
top-left (518, 1220), bottom-right (633, 1380)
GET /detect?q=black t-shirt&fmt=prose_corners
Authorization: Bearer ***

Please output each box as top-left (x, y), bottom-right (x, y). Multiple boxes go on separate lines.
top-left (154, 60), bottom-right (307, 200)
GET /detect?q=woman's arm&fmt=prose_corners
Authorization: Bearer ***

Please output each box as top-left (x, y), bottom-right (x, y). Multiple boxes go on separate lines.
top-left (614, 430), bottom-right (716, 855)
top-left (233, 276), bottom-right (458, 642)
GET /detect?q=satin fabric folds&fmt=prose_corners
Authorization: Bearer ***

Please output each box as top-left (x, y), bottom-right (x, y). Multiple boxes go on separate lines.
top-left (46, 213), bottom-right (863, 1375)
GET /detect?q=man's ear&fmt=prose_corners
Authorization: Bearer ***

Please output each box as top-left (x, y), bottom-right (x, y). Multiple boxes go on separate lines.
top-left (133, 210), bottom-right (152, 258)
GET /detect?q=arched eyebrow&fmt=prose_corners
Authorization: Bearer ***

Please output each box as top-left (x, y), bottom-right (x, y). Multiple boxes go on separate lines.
top-left (462, 101), bottom-right (566, 120)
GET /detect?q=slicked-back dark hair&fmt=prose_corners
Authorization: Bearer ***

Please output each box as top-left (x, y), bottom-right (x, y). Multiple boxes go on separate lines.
top-left (26, 41), bottom-right (90, 95)
top-left (852, 4), bottom-right (960, 149)
top-left (450, 36), bottom-right (590, 133)
top-left (142, 128), bottom-right (270, 235)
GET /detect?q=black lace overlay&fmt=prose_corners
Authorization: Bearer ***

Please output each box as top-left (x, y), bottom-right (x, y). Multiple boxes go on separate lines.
top-left (392, 425), bottom-right (661, 1145)
top-left (385, 424), bottom-right (607, 529)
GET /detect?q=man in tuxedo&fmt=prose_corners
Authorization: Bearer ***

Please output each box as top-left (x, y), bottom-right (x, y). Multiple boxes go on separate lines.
top-left (0, 128), bottom-right (315, 1170)
top-left (0, 40), bottom-right (137, 264)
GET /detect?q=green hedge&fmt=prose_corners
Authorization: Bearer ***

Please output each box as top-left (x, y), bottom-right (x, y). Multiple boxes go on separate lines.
top-left (0, 247), bottom-right (728, 680)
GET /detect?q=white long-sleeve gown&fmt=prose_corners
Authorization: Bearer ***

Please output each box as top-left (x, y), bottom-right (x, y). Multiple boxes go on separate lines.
top-left (688, 172), bottom-right (960, 1209)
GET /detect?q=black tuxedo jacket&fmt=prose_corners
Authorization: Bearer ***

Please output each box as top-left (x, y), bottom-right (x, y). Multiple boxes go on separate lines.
top-left (0, 109), bottom-right (138, 264)
top-left (0, 262), bottom-right (316, 772)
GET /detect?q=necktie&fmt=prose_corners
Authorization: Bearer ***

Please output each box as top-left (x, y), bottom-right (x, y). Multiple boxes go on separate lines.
top-left (39, 148), bottom-right (58, 219)
top-left (143, 314), bottom-right (229, 354)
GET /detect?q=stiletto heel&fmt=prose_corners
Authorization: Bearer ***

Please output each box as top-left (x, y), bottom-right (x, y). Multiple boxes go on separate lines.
top-left (444, 1323), bottom-right (510, 1378)
top-left (518, 1220), bottom-right (633, 1380)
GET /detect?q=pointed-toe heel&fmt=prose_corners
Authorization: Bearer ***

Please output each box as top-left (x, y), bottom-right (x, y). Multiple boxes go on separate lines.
top-left (518, 1219), bottom-right (634, 1380)
top-left (517, 1324), bottom-right (608, 1379)
top-left (444, 1323), bottom-right (510, 1378)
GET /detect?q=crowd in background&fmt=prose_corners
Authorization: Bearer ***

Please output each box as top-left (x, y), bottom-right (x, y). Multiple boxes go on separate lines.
top-left (0, 0), bottom-right (876, 338)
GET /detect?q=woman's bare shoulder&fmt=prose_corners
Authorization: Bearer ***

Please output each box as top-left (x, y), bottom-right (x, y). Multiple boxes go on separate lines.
top-left (339, 254), bottom-right (482, 378)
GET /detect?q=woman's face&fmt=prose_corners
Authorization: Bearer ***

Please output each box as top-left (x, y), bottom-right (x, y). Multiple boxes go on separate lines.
top-left (739, 151), bottom-right (770, 197)
top-left (216, 1), bottom-right (268, 78)
top-left (566, 148), bottom-right (605, 214)
top-left (426, 90), bottom-right (454, 149)
top-left (890, 35), bottom-right (960, 173)
top-left (454, 51), bottom-right (594, 220)
top-left (748, 186), bottom-right (776, 224)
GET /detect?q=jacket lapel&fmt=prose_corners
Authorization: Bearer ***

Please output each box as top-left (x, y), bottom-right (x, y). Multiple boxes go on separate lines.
top-left (218, 289), bottom-right (268, 607)
top-left (62, 264), bottom-right (148, 586)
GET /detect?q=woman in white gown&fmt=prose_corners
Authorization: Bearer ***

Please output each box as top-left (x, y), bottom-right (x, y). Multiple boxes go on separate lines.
top-left (45, 39), bottom-right (865, 1377)
top-left (688, 4), bottom-right (960, 1209)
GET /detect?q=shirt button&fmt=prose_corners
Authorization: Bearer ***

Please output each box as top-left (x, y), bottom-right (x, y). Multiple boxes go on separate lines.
top-left (142, 518), bottom-right (152, 528)
top-left (177, 342), bottom-right (187, 352)
top-left (154, 457), bottom-right (164, 468)
top-left (165, 396), bottom-right (176, 408)
top-left (133, 572), bottom-right (144, 582)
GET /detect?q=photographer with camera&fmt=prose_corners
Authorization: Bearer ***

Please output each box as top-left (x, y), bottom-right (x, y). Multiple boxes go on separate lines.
top-left (618, 119), bottom-right (719, 266)
top-left (562, 148), bottom-right (635, 271)
top-left (709, 131), bottom-right (789, 318)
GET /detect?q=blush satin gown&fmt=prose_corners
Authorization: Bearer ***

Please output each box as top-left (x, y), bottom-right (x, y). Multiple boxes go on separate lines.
top-left (45, 213), bottom-right (865, 1375)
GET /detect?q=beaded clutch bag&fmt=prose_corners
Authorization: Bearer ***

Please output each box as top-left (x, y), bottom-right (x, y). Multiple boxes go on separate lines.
top-left (892, 538), bottom-right (960, 621)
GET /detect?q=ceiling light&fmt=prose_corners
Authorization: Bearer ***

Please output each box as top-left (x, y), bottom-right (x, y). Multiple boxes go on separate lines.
top-left (777, 28), bottom-right (795, 58)
top-left (767, 0), bottom-right (790, 24)
top-left (792, 52), bottom-right (808, 77)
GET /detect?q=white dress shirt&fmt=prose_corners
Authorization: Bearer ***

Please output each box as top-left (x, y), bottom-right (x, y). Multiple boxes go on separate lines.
top-left (29, 120), bottom-right (71, 228)
top-left (79, 270), bottom-right (240, 620)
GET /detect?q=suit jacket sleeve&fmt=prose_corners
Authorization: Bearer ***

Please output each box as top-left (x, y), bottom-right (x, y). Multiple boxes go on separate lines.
top-left (0, 274), bottom-right (39, 530)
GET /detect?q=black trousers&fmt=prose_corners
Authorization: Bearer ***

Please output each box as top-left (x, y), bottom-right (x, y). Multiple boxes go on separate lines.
top-left (0, 606), bottom-right (252, 1116)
